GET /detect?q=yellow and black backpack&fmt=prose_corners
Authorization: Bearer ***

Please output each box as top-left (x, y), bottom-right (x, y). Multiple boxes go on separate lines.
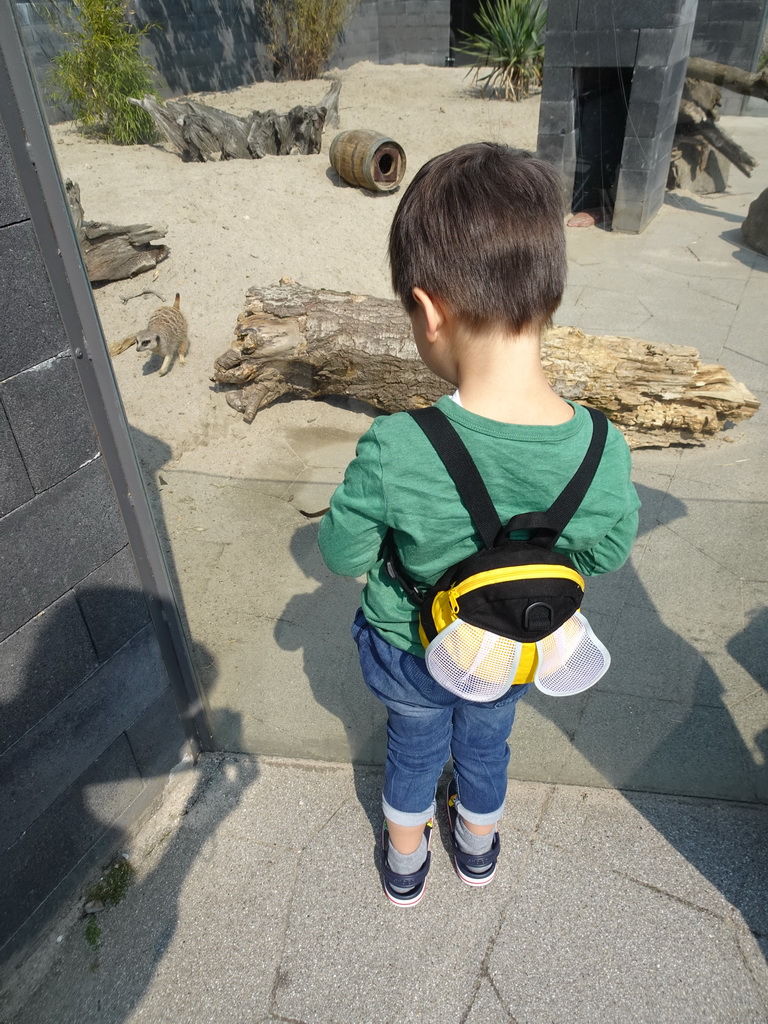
top-left (386, 405), bottom-right (611, 700)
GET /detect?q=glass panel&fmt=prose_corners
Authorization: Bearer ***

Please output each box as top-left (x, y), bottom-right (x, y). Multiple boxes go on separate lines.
top-left (10, 0), bottom-right (768, 808)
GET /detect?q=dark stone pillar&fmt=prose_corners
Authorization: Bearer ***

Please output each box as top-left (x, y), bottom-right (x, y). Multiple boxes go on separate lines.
top-left (537, 0), bottom-right (699, 233)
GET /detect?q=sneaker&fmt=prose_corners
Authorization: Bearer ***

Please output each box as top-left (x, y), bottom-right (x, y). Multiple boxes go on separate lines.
top-left (446, 779), bottom-right (500, 887)
top-left (380, 819), bottom-right (433, 907)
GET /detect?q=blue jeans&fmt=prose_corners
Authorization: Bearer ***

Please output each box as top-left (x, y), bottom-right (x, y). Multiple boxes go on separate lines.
top-left (352, 610), bottom-right (531, 828)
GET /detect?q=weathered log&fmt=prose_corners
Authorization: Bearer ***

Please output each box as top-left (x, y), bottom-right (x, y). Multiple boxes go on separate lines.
top-left (211, 282), bottom-right (759, 448)
top-left (129, 80), bottom-right (341, 162)
top-left (65, 180), bottom-right (168, 283)
top-left (676, 96), bottom-right (757, 177)
top-left (687, 57), bottom-right (768, 102)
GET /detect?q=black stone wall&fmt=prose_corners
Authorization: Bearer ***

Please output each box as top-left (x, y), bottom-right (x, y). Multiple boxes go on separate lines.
top-left (0, 119), bottom-right (187, 963)
top-left (692, 0), bottom-right (767, 69)
top-left (14, 0), bottom-right (450, 122)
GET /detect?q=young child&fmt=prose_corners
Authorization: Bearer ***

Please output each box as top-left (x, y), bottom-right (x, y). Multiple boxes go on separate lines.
top-left (318, 143), bottom-right (640, 906)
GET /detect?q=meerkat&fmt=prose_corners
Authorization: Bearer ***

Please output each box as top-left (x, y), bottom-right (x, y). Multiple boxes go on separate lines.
top-left (108, 294), bottom-right (189, 376)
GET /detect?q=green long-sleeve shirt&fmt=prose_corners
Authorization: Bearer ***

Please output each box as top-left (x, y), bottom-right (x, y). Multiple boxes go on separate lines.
top-left (318, 396), bottom-right (640, 655)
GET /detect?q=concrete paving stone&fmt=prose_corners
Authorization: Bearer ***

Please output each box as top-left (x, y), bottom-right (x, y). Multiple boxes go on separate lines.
top-left (597, 534), bottom-right (762, 707)
top-left (8, 821), bottom-right (298, 1023)
top-left (718, 231), bottom-right (768, 273)
top-left (535, 784), bottom-right (760, 920)
top-left (630, 446), bottom-right (684, 481)
top-left (627, 313), bottom-right (730, 360)
top-left (622, 790), bottom-right (768, 940)
top-left (501, 776), bottom-right (553, 835)
top-left (571, 288), bottom-right (653, 335)
top-left (625, 496), bottom-right (765, 609)
top-left (652, 490), bottom-right (768, 584)
top-left (724, 687), bottom-right (768, 780)
top-left (577, 568), bottom-right (634, 641)
top-left (592, 597), bottom-right (711, 703)
top-left (562, 688), bottom-right (758, 801)
top-left (203, 630), bottom-right (383, 763)
top-left (736, 926), bottom-right (768, 1003)
top-left (463, 977), bottom-right (516, 1024)
top-left (633, 276), bottom-right (743, 326)
top-left (488, 842), bottom-right (768, 1024)
top-left (273, 784), bottom-right (532, 1024)
top-left (728, 579), bottom-right (768, 687)
top-left (719, 347), bottom-right (768, 395)
top-left (630, 470), bottom-right (684, 562)
top-left (725, 313), bottom-right (768, 365)
top-left (185, 757), bottom-right (359, 847)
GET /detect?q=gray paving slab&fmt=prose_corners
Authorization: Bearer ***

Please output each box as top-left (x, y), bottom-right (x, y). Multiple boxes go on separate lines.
top-left (6, 757), bottom-right (767, 1024)
top-left (488, 841), bottom-right (766, 1024)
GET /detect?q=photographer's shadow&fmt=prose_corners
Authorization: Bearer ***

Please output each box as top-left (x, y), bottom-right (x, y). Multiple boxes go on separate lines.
top-left (275, 523), bottom-right (386, 833)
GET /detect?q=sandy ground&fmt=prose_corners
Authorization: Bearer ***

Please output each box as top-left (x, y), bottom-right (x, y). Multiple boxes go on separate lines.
top-left (49, 62), bottom-right (541, 461)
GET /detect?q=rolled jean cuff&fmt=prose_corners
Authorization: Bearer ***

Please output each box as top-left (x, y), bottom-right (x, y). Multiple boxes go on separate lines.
top-left (382, 796), bottom-right (436, 827)
top-left (457, 800), bottom-right (504, 827)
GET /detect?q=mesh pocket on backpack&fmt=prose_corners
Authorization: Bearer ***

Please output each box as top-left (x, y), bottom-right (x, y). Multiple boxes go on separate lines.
top-left (533, 611), bottom-right (610, 697)
top-left (424, 619), bottom-right (525, 702)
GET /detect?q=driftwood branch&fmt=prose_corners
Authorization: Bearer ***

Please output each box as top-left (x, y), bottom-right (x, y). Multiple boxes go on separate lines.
top-left (211, 282), bottom-right (759, 448)
top-left (687, 57), bottom-right (768, 102)
top-left (671, 69), bottom-right (760, 187)
top-left (129, 80), bottom-right (341, 162)
top-left (65, 180), bottom-right (168, 283)
top-left (677, 94), bottom-right (757, 177)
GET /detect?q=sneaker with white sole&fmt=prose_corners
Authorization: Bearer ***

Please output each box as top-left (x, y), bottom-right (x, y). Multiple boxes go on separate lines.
top-left (380, 819), bottom-right (433, 907)
top-left (446, 779), bottom-right (499, 887)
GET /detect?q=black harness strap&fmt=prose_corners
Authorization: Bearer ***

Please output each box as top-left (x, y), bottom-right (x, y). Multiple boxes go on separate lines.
top-left (409, 406), bottom-right (502, 550)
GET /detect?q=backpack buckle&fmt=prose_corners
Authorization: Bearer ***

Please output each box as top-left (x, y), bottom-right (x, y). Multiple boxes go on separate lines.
top-left (524, 602), bottom-right (553, 632)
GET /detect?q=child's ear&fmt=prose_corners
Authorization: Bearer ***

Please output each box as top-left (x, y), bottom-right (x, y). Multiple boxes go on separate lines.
top-left (411, 287), bottom-right (447, 343)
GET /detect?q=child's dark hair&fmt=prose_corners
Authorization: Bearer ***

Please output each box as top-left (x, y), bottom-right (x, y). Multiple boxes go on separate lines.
top-left (389, 143), bottom-right (567, 333)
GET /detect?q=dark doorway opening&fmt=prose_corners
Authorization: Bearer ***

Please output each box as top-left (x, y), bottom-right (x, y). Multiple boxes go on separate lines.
top-left (449, 0), bottom-right (483, 65)
top-left (572, 66), bottom-right (633, 213)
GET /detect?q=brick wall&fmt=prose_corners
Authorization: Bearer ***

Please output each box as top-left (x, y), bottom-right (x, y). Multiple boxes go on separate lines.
top-left (0, 118), bottom-right (188, 963)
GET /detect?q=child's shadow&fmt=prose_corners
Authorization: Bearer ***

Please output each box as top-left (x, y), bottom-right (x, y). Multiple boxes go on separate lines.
top-left (274, 523), bottom-right (386, 837)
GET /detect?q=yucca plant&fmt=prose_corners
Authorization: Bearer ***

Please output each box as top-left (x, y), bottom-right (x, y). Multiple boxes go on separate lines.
top-left (459, 0), bottom-right (547, 101)
top-left (260, 0), bottom-right (358, 80)
top-left (45, 0), bottom-right (158, 144)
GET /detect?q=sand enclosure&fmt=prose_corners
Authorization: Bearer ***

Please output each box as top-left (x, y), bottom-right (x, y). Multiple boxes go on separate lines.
top-left (48, 63), bottom-right (542, 750)
top-left (50, 62), bottom-right (541, 461)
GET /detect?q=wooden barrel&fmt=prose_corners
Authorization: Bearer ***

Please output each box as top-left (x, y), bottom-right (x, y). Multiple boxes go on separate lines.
top-left (329, 130), bottom-right (406, 193)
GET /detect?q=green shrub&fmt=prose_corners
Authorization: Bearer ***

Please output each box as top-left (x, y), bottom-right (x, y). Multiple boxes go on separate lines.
top-left (46, 0), bottom-right (158, 144)
top-left (260, 0), bottom-right (359, 80)
top-left (458, 0), bottom-right (547, 101)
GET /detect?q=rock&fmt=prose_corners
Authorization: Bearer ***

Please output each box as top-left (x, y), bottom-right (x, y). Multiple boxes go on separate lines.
top-left (741, 187), bottom-right (768, 256)
top-left (84, 900), bottom-right (105, 914)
